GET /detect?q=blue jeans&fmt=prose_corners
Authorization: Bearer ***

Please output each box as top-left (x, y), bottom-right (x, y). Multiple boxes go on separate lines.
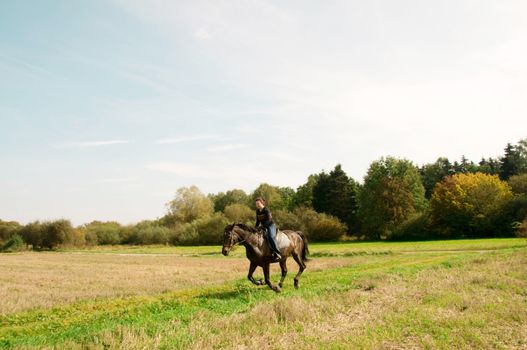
top-left (264, 223), bottom-right (280, 255)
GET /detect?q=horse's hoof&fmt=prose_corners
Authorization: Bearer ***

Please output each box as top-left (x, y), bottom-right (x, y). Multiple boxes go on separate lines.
top-left (274, 286), bottom-right (281, 293)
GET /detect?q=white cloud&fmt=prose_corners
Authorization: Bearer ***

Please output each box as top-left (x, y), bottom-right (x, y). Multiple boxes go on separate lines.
top-left (97, 178), bottom-right (138, 183)
top-left (194, 27), bottom-right (212, 40)
top-left (54, 140), bottom-right (129, 148)
top-left (155, 134), bottom-right (218, 144)
top-left (146, 162), bottom-right (210, 178)
top-left (206, 143), bottom-right (248, 152)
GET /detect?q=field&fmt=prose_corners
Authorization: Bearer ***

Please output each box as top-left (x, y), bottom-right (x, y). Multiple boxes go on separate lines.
top-left (1, 238), bottom-right (526, 349)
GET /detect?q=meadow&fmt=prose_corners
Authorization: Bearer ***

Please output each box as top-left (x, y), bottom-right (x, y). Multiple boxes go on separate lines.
top-left (0, 238), bottom-right (526, 349)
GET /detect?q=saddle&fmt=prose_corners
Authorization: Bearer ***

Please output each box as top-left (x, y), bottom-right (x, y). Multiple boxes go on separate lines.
top-left (261, 228), bottom-right (291, 251)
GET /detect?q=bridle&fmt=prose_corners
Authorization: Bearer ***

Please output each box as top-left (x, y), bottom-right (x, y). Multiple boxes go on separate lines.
top-left (226, 226), bottom-right (246, 249)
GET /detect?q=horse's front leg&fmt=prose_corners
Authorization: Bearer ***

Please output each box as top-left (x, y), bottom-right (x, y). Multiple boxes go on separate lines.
top-left (278, 259), bottom-right (288, 288)
top-left (263, 263), bottom-right (281, 293)
top-left (247, 262), bottom-right (264, 286)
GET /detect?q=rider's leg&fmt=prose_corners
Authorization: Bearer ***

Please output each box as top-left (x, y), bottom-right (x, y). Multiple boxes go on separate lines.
top-left (266, 223), bottom-right (281, 258)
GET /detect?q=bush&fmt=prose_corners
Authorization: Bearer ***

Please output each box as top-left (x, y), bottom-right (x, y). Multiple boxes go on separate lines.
top-left (20, 221), bottom-right (44, 249)
top-left (0, 234), bottom-right (26, 252)
top-left (309, 215), bottom-right (348, 241)
top-left (126, 221), bottom-right (171, 245)
top-left (82, 221), bottom-right (122, 245)
top-left (518, 218), bottom-right (527, 238)
top-left (62, 229), bottom-right (86, 247)
top-left (0, 220), bottom-right (22, 243)
top-left (223, 204), bottom-right (253, 224)
top-left (169, 222), bottom-right (197, 246)
top-left (274, 210), bottom-right (302, 231)
top-left (389, 212), bottom-right (437, 241)
top-left (508, 174), bottom-right (527, 196)
top-left (170, 213), bottom-right (229, 246)
top-left (194, 213), bottom-right (229, 245)
top-left (294, 207), bottom-right (347, 241)
top-left (41, 220), bottom-right (73, 249)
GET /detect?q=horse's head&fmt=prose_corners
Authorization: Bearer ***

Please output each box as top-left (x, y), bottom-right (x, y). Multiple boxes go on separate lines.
top-left (222, 223), bottom-right (238, 256)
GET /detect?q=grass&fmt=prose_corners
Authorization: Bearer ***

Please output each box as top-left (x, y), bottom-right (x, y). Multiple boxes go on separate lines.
top-left (1, 238), bottom-right (526, 349)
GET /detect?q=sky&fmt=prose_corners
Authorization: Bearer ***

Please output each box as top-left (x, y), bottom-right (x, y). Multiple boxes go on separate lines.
top-left (1, 0), bottom-right (526, 225)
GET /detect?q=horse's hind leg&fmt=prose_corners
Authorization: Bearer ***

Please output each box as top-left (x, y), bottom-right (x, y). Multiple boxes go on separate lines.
top-left (292, 253), bottom-right (306, 289)
top-left (278, 260), bottom-right (288, 288)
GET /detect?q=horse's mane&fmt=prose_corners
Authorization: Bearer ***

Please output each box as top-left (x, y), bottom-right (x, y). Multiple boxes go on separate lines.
top-left (234, 223), bottom-right (264, 234)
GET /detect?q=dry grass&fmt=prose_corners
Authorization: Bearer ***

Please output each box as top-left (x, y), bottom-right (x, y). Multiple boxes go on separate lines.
top-left (181, 250), bottom-right (527, 349)
top-left (0, 251), bottom-right (352, 314)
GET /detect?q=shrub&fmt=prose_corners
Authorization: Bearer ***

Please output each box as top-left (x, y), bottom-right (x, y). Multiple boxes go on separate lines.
top-left (127, 221), bottom-right (171, 245)
top-left (508, 174), bottom-right (527, 196)
top-left (20, 221), bottom-right (44, 249)
top-left (169, 222), bottom-right (197, 246)
top-left (41, 220), bottom-right (73, 249)
top-left (62, 228), bottom-right (86, 247)
top-left (170, 214), bottom-right (229, 246)
top-left (223, 204), bottom-right (254, 224)
top-left (294, 207), bottom-right (347, 241)
top-left (309, 215), bottom-right (348, 241)
top-left (518, 217), bottom-right (527, 238)
top-left (194, 213), bottom-right (229, 245)
top-left (0, 234), bottom-right (26, 252)
top-left (390, 212), bottom-right (437, 241)
top-left (0, 220), bottom-right (22, 243)
top-left (274, 210), bottom-right (302, 231)
top-left (83, 221), bottom-right (122, 245)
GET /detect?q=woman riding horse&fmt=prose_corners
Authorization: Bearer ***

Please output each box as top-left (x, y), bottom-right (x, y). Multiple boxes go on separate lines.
top-left (222, 222), bottom-right (310, 292)
top-left (254, 197), bottom-right (282, 261)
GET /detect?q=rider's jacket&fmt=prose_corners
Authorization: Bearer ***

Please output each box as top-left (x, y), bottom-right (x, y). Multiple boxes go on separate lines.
top-left (255, 207), bottom-right (274, 227)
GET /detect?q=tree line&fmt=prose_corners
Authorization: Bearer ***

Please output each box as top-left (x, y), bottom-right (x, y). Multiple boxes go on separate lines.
top-left (1, 138), bottom-right (527, 251)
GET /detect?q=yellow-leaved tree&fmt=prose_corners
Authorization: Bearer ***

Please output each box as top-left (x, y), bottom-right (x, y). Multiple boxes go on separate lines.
top-left (430, 173), bottom-right (513, 237)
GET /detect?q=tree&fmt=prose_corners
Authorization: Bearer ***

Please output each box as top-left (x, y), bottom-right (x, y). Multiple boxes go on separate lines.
top-left (293, 174), bottom-right (319, 209)
top-left (167, 186), bottom-right (213, 223)
top-left (420, 157), bottom-right (454, 199)
top-left (500, 140), bottom-right (527, 180)
top-left (369, 177), bottom-right (417, 239)
top-left (279, 187), bottom-right (296, 211)
top-left (312, 164), bottom-right (358, 233)
top-left (41, 220), bottom-right (73, 249)
top-left (209, 189), bottom-right (250, 212)
top-left (359, 157), bottom-right (426, 239)
top-left (20, 221), bottom-right (44, 249)
top-left (81, 221), bottom-right (122, 245)
top-left (478, 157), bottom-right (501, 176)
top-left (430, 173), bottom-right (513, 237)
top-left (0, 220), bottom-right (21, 243)
top-left (508, 174), bottom-right (527, 196)
top-left (251, 183), bottom-right (286, 210)
top-left (223, 204), bottom-right (254, 224)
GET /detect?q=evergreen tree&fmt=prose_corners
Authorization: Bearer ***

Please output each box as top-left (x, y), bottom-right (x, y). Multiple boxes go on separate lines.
top-left (420, 157), bottom-right (454, 199)
top-left (500, 143), bottom-right (521, 180)
top-left (312, 165), bottom-right (358, 233)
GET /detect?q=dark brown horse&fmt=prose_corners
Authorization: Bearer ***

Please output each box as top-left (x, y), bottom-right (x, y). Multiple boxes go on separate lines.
top-left (222, 223), bottom-right (310, 293)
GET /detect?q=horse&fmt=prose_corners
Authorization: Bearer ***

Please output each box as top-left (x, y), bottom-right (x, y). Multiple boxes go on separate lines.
top-left (221, 223), bottom-right (310, 293)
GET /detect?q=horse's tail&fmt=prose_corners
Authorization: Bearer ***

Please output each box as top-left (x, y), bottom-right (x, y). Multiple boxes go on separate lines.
top-left (297, 231), bottom-right (311, 263)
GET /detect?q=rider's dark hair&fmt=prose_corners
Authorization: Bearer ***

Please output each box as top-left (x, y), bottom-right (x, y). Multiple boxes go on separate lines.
top-left (255, 197), bottom-right (266, 205)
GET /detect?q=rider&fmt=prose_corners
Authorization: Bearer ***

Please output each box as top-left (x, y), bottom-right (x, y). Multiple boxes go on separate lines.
top-left (255, 197), bottom-right (282, 261)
